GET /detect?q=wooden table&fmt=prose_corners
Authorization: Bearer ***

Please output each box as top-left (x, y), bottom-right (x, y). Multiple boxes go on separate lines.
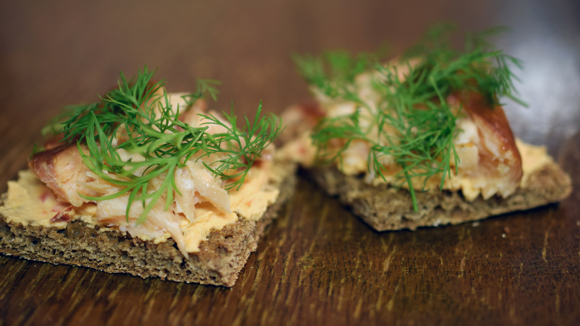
top-left (0, 0), bottom-right (579, 324)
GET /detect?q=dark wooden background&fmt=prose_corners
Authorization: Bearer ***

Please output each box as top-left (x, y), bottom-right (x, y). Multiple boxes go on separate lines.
top-left (1, 0), bottom-right (579, 325)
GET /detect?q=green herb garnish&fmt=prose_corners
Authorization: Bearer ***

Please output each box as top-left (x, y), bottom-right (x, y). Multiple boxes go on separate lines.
top-left (294, 24), bottom-right (525, 211)
top-left (43, 67), bottom-right (282, 224)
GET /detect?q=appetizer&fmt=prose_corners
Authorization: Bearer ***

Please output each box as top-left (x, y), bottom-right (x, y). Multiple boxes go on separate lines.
top-left (281, 25), bottom-right (571, 231)
top-left (0, 68), bottom-right (296, 287)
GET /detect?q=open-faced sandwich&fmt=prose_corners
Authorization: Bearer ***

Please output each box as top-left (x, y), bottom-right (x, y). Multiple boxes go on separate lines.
top-left (280, 25), bottom-right (571, 231)
top-left (0, 68), bottom-right (296, 287)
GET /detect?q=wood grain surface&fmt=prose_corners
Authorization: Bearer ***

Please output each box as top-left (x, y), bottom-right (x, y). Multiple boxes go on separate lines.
top-left (1, 0), bottom-right (579, 325)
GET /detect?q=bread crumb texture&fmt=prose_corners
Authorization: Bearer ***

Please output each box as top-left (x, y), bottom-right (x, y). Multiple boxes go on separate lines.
top-left (306, 151), bottom-right (571, 231)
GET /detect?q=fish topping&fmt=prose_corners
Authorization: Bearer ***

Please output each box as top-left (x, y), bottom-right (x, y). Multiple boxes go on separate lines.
top-left (27, 68), bottom-right (282, 255)
top-left (286, 25), bottom-right (526, 209)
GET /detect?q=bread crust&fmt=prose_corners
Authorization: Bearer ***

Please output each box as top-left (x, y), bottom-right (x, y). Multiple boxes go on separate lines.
top-left (0, 167), bottom-right (296, 287)
top-left (305, 162), bottom-right (571, 231)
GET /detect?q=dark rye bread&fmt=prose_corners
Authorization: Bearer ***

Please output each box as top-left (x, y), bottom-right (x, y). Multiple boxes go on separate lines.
top-left (305, 162), bottom-right (571, 231)
top-left (0, 168), bottom-right (296, 287)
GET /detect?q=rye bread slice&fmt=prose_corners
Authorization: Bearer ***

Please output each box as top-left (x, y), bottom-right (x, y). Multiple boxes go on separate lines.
top-left (304, 162), bottom-right (571, 231)
top-left (0, 165), bottom-right (296, 287)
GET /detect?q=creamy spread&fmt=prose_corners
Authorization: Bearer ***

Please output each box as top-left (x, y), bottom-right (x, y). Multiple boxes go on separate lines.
top-left (279, 127), bottom-right (553, 201)
top-left (442, 138), bottom-right (552, 198)
top-left (0, 162), bottom-right (290, 253)
top-left (0, 170), bottom-right (96, 228)
top-left (179, 163), bottom-right (287, 252)
top-left (516, 139), bottom-right (554, 186)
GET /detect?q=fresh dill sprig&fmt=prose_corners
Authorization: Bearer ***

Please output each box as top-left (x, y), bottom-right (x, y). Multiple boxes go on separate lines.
top-left (293, 50), bottom-right (380, 104)
top-left (295, 24), bottom-right (525, 211)
top-left (198, 102), bottom-right (283, 191)
top-left (42, 66), bottom-right (282, 223)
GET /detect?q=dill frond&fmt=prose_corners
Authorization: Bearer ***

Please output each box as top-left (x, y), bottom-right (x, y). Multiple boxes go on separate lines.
top-left (295, 24), bottom-right (525, 211)
top-left (42, 66), bottom-right (282, 223)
